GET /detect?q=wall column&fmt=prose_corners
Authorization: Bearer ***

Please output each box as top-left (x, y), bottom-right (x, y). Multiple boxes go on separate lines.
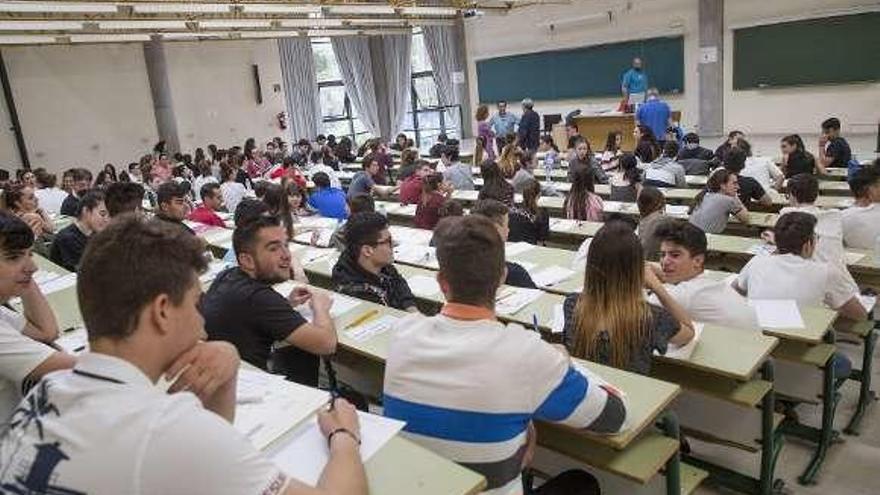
top-left (143, 37), bottom-right (180, 153)
top-left (698, 0), bottom-right (724, 136)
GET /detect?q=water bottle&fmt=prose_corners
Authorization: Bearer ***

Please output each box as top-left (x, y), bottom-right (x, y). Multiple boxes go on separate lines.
top-left (544, 153), bottom-right (555, 183)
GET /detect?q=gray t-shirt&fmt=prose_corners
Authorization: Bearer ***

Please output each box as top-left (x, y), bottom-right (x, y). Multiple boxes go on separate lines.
top-left (443, 163), bottom-right (475, 191)
top-left (511, 169), bottom-right (534, 194)
top-left (689, 193), bottom-right (744, 234)
top-left (347, 171), bottom-right (374, 199)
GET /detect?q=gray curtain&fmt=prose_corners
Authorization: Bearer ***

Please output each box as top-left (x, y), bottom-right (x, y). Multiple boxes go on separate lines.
top-left (423, 25), bottom-right (464, 131)
top-left (278, 37), bottom-right (321, 140)
top-left (380, 34), bottom-right (413, 137)
top-left (331, 36), bottom-right (381, 137)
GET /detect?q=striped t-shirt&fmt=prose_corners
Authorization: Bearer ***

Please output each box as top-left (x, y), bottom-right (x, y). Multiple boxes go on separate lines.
top-left (383, 312), bottom-right (628, 494)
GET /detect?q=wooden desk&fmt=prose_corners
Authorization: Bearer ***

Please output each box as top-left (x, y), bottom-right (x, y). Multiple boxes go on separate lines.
top-left (573, 112), bottom-right (682, 151)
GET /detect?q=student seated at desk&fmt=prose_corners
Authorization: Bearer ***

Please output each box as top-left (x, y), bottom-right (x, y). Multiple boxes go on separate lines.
top-left (332, 212), bottom-right (417, 312)
top-left (733, 212), bottom-right (866, 380)
top-left (609, 153), bottom-right (642, 202)
top-left (689, 169), bottom-right (750, 234)
top-left (33, 170), bottom-right (69, 216)
top-left (677, 132), bottom-right (715, 162)
top-left (414, 173), bottom-right (452, 230)
top-left (49, 190), bottom-right (109, 272)
top-left (220, 162), bottom-right (248, 216)
top-left (637, 187), bottom-right (672, 261)
top-left (6, 184), bottom-right (54, 241)
top-left (471, 199), bottom-right (538, 289)
top-left (384, 215), bottom-right (627, 495)
top-left (348, 157), bottom-right (394, 200)
top-left (361, 139), bottom-right (392, 185)
top-left (567, 137), bottom-right (608, 185)
top-left (780, 134), bottom-right (817, 178)
top-left (429, 133), bottom-right (448, 158)
top-left (104, 181), bottom-right (146, 218)
top-left (714, 130), bottom-right (744, 164)
top-left (427, 199), bottom-right (465, 247)
top-left (738, 140), bottom-right (783, 192)
top-left (0, 217), bottom-right (367, 494)
top-left (599, 130), bottom-right (623, 169)
top-left (643, 141), bottom-right (686, 188)
top-left (508, 179), bottom-right (550, 245)
top-left (308, 172), bottom-right (348, 220)
top-left (817, 117), bottom-right (853, 176)
top-left (841, 163), bottom-right (880, 250)
top-left (400, 161), bottom-right (434, 205)
top-left (441, 145), bottom-right (475, 191)
top-left (202, 215), bottom-right (336, 386)
top-left (396, 149), bottom-right (422, 183)
top-left (511, 151), bottom-right (539, 194)
top-left (154, 181), bottom-right (194, 235)
top-left (304, 154), bottom-right (342, 190)
top-left (563, 221), bottom-right (695, 374)
top-left (188, 183), bottom-right (226, 228)
top-left (0, 213), bottom-right (75, 429)
top-left (654, 221), bottom-right (759, 330)
top-left (478, 160), bottom-right (514, 207)
top-left (60, 168), bottom-right (92, 217)
top-left (633, 125), bottom-right (661, 164)
top-left (564, 167), bottom-right (604, 222)
top-left (722, 147), bottom-right (771, 207)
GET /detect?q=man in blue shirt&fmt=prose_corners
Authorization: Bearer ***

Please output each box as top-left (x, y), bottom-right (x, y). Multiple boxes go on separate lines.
top-left (307, 172), bottom-right (348, 220)
top-left (636, 88), bottom-right (671, 144)
top-left (621, 57), bottom-right (648, 109)
top-left (488, 100), bottom-right (519, 152)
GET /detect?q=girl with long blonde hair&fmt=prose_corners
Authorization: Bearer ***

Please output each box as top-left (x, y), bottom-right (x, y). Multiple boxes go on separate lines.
top-left (562, 221), bottom-right (694, 374)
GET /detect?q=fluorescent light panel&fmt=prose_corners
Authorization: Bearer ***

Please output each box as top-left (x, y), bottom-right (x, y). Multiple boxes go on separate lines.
top-left (0, 2), bottom-right (116, 13)
top-left (0, 21), bottom-right (84, 30)
top-left (132, 3), bottom-right (230, 14)
top-left (279, 19), bottom-right (342, 28)
top-left (240, 30), bottom-right (301, 39)
top-left (328, 5), bottom-right (396, 15)
top-left (199, 19), bottom-right (272, 28)
top-left (307, 29), bottom-right (359, 37)
top-left (162, 31), bottom-right (227, 39)
top-left (70, 33), bottom-right (152, 43)
top-left (347, 18), bottom-right (407, 25)
top-left (401, 6), bottom-right (459, 16)
top-left (99, 20), bottom-right (188, 30)
top-left (241, 4), bottom-right (322, 14)
top-left (0, 34), bottom-right (57, 44)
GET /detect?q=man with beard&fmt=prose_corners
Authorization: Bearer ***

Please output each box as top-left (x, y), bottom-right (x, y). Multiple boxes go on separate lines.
top-left (200, 215), bottom-right (337, 385)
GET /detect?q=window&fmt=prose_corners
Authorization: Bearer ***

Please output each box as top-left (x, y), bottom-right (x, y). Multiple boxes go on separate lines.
top-left (404, 29), bottom-right (462, 150)
top-left (311, 38), bottom-right (371, 146)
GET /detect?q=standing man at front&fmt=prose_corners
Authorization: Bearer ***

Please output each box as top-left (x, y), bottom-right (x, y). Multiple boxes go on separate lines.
top-left (517, 98), bottom-right (541, 152)
top-left (488, 100), bottom-right (519, 153)
top-left (621, 57), bottom-right (648, 111)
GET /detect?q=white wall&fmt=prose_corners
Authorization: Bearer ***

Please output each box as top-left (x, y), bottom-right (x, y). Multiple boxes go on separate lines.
top-left (2, 43), bottom-right (157, 173)
top-left (464, 0), bottom-right (879, 156)
top-left (164, 39), bottom-right (287, 154)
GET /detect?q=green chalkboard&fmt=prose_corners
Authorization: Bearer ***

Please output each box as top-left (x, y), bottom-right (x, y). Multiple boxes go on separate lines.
top-left (476, 36), bottom-right (684, 103)
top-left (733, 12), bottom-right (880, 89)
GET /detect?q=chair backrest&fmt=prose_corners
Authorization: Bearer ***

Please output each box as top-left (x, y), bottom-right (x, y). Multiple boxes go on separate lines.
top-left (678, 158), bottom-right (710, 175)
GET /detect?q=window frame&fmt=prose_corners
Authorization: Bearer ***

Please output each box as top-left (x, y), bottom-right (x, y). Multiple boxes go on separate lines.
top-left (311, 39), bottom-right (369, 145)
top-left (404, 31), bottom-right (462, 149)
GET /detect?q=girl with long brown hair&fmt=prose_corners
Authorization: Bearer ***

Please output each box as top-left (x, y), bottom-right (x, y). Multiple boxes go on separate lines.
top-left (561, 221), bottom-right (694, 374)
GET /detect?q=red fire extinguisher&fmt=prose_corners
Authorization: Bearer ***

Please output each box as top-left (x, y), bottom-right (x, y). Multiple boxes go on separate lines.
top-left (277, 111), bottom-right (288, 130)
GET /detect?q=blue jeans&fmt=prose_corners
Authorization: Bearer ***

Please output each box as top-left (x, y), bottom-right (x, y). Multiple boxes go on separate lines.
top-left (831, 352), bottom-right (852, 382)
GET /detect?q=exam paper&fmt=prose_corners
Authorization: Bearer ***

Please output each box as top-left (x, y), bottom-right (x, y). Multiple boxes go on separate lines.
top-left (33, 270), bottom-right (62, 286)
top-left (55, 327), bottom-right (89, 355)
top-left (389, 225), bottom-right (433, 246)
top-left (269, 412), bottom-right (405, 486)
top-left (393, 244), bottom-right (438, 269)
top-left (295, 293), bottom-right (363, 321)
top-left (550, 218), bottom-right (579, 232)
top-left (666, 205), bottom-right (691, 217)
top-left (495, 287), bottom-right (543, 316)
top-left (551, 304), bottom-right (565, 334)
top-left (845, 251), bottom-right (866, 265)
top-left (747, 243), bottom-right (776, 257)
top-left (345, 315), bottom-right (399, 342)
top-left (506, 242), bottom-right (535, 257)
top-left (298, 216), bottom-right (340, 230)
top-left (658, 322), bottom-right (704, 360)
top-left (234, 370), bottom-right (330, 450)
top-left (515, 261), bottom-right (537, 272)
top-left (39, 273), bottom-right (77, 295)
top-left (406, 275), bottom-right (442, 297)
top-left (748, 299), bottom-right (805, 329)
top-left (531, 265), bottom-right (576, 288)
top-left (858, 295), bottom-right (877, 313)
top-left (300, 248), bottom-right (337, 266)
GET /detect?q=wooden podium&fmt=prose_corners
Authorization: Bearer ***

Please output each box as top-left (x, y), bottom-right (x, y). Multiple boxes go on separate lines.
top-left (573, 111), bottom-right (681, 151)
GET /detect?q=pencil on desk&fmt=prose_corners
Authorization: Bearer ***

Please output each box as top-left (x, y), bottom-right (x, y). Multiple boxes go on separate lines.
top-left (344, 309), bottom-right (380, 330)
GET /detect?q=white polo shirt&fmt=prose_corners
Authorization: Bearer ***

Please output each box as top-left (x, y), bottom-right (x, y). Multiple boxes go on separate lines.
top-left (841, 203), bottom-right (880, 250)
top-left (0, 306), bottom-right (53, 431)
top-left (0, 352), bottom-right (288, 495)
top-left (654, 273), bottom-right (759, 331)
top-left (734, 253), bottom-right (855, 310)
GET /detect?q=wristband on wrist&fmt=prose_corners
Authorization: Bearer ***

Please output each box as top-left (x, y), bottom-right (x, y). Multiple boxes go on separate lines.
top-left (327, 427), bottom-right (361, 447)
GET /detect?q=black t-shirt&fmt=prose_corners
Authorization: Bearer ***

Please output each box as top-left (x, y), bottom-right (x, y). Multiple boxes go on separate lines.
top-left (60, 194), bottom-right (80, 217)
top-left (784, 151), bottom-right (816, 178)
top-left (825, 137), bottom-right (852, 168)
top-left (505, 261), bottom-right (537, 289)
top-left (201, 268), bottom-right (311, 376)
top-left (508, 207), bottom-right (550, 245)
top-left (736, 175), bottom-right (766, 205)
top-left (49, 223), bottom-right (88, 272)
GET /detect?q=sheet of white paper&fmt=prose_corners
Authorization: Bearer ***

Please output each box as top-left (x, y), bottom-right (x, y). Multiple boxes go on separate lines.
top-left (551, 304), bottom-right (565, 334)
top-left (39, 273), bottom-right (77, 295)
top-left (298, 216), bottom-right (340, 230)
top-left (393, 244), bottom-right (438, 269)
top-left (666, 205), bottom-right (690, 217)
top-left (604, 201), bottom-right (624, 212)
top-left (234, 371), bottom-right (330, 450)
top-left (407, 275), bottom-right (441, 297)
top-left (748, 299), bottom-right (805, 329)
top-left (658, 322), bottom-right (704, 360)
top-left (300, 248), bottom-right (336, 265)
top-left (345, 315), bottom-right (399, 342)
top-left (389, 203), bottom-right (417, 216)
top-left (858, 295), bottom-right (877, 313)
top-left (495, 287), bottom-right (543, 316)
top-left (531, 265), bottom-right (576, 288)
top-left (295, 293), bottom-right (363, 321)
top-left (55, 327), bottom-right (88, 355)
top-left (845, 251), bottom-right (866, 265)
top-left (33, 270), bottom-right (62, 286)
top-left (199, 260), bottom-right (231, 285)
top-left (571, 362), bottom-right (627, 400)
top-left (269, 412), bottom-right (405, 486)
top-left (747, 243), bottom-right (776, 257)
top-left (515, 260), bottom-right (537, 272)
top-left (506, 242), bottom-right (535, 257)
top-left (550, 218), bottom-right (578, 232)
